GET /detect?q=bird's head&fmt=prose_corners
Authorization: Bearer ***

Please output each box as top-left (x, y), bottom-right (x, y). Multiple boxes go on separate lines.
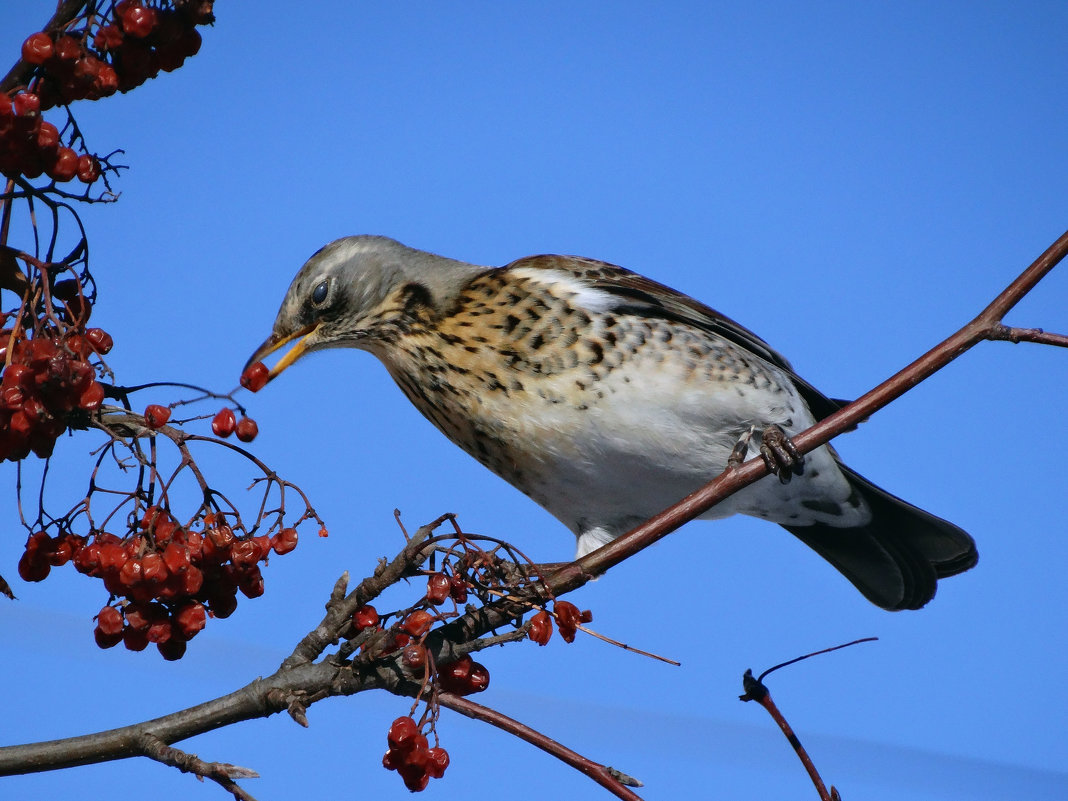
top-left (246, 235), bottom-right (484, 383)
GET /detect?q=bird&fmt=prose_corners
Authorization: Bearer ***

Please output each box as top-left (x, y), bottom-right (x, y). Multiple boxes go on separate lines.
top-left (247, 235), bottom-right (977, 611)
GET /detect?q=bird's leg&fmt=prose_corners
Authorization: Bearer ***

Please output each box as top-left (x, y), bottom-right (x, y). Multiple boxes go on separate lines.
top-left (759, 424), bottom-right (804, 484)
top-left (727, 425), bottom-right (757, 469)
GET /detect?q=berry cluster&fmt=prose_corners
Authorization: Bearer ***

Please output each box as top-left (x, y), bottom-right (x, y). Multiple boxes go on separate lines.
top-left (25, 1), bottom-right (212, 104)
top-left (383, 717), bottom-right (450, 792)
top-left (0, 325), bottom-right (113, 461)
top-left (0, 92), bottom-right (100, 183)
top-left (1, 2), bottom-right (213, 183)
top-left (18, 509), bottom-right (299, 659)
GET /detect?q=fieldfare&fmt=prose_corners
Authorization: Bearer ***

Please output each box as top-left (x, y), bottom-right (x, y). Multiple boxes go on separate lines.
top-left (247, 236), bottom-right (977, 610)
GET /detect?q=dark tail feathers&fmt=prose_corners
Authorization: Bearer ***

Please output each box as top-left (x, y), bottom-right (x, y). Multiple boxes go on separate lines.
top-left (783, 465), bottom-right (977, 611)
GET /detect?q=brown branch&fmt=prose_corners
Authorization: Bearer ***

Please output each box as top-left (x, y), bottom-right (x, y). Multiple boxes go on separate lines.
top-left (437, 694), bottom-right (645, 801)
top-left (986, 324), bottom-right (1068, 348)
top-left (0, 0), bottom-right (89, 94)
top-left (740, 672), bottom-right (836, 801)
top-left (138, 733), bottom-right (260, 801)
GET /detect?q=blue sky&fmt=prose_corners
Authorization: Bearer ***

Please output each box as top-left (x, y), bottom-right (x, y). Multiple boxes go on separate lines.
top-left (2, 2), bottom-right (1067, 799)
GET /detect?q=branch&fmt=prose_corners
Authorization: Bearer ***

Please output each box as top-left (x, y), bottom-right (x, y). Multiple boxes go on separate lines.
top-left (437, 694), bottom-right (644, 801)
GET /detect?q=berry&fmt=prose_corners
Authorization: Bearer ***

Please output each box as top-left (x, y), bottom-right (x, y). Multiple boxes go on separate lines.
top-left (121, 4), bottom-right (159, 38)
top-left (76, 154), bottom-right (100, 183)
top-left (211, 407), bottom-right (236, 437)
top-left (175, 601), bottom-right (206, 638)
top-left (21, 33), bottom-right (54, 65)
top-left (157, 638), bottom-right (187, 661)
top-left (402, 643), bottom-right (427, 669)
top-left (85, 328), bottom-right (113, 354)
top-left (353, 605), bottom-right (380, 631)
top-left (271, 527), bottom-right (298, 555)
top-left (79, 380), bottom-right (105, 411)
top-left (240, 361), bottom-right (269, 392)
top-left (235, 416), bottom-right (258, 442)
top-left (553, 600), bottom-right (586, 643)
top-left (93, 25), bottom-right (124, 51)
top-left (144, 404), bottom-right (171, 429)
top-left (53, 35), bottom-right (82, 62)
top-left (13, 92), bottom-right (40, 117)
top-left (527, 610), bottom-right (552, 645)
top-left (387, 717), bottom-right (421, 752)
top-left (47, 147), bottom-right (78, 182)
top-left (426, 572), bottom-right (450, 604)
top-left (402, 609), bottom-right (434, 637)
top-left (425, 747), bottom-right (450, 779)
top-left (96, 605), bottom-right (123, 636)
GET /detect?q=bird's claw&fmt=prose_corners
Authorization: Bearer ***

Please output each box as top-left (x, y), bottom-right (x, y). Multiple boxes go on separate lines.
top-left (759, 425), bottom-right (804, 484)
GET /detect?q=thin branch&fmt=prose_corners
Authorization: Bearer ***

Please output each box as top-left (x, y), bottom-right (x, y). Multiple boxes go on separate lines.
top-left (437, 694), bottom-right (645, 801)
top-left (740, 671), bottom-right (835, 801)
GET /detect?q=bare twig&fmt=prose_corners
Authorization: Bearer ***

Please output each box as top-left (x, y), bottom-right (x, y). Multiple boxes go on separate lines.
top-left (437, 694), bottom-right (646, 801)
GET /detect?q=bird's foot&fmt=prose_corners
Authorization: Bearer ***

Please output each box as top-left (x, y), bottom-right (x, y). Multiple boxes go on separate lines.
top-left (759, 425), bottom-right (804, 484)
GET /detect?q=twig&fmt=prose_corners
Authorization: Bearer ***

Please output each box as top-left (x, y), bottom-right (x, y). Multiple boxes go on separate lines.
top-left (740, 670), bottom-right (836, 801)
top-left (437, 693), bottom-right (645, 801)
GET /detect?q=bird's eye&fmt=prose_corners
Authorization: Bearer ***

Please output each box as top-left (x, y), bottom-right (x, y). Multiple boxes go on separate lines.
top-left (311, 280), bottom-right (329, 306)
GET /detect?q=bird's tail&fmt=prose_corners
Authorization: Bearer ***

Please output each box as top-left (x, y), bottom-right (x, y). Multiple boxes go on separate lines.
top-left (782, 464), bottom-right (977, 610)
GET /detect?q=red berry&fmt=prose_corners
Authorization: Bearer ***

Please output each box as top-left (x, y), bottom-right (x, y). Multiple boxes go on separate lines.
top-left (425, 747), bottom-right (450, 779)
top-left (240, 361), bottom-right (269, 392)
top-left (144, 403), bottom-right (170, 429)
top-left (387, 717), bottom-right (421, 752)
top-left (527, 610), bottom-right (552, 645)
top-left (21, 33), bottom-right (54, 65)
top-left (94, 25), bottom-right (124, 51)
top-left (271, 527), bottom-right (298, 555)
top-left (211, 407), bottom-right (236, 437)
top-left (96, 605), bottom-right (123, 636)
top-left (47, 147), bottom-right (78, 182)
top-left (79, 380), bottom-right (105, 411)
top-left (235, 416), bottom-right (258, 442)
top-left (402, 609), bottom-right (434, 637)
top-left (175, 602), bottom-right (206, 638)
top-left (553, 600), bottom-right (584, 643)
top-left (141, 551), bottom-right (168, 584)
top-left (121, 4), bottom-right (159, 38)
top-left (402, 643), bottom-right (427, 669)
top-left (467, 662), bottom-right (490, 693)
top-left (13, 92), bottom-right (40, 117)
top-left (449, 575), bottom-right (468, 602)
top-left (230, 539), bottom-right (258, 566)
top-left (36, 121), bottom-right (59, 152)
top-left (157, 638), bottom-right (187, 661)
top-left (426, 572), bottom-right (450, 604)
top-left (76, 154), bottom-right (100, 183)
top-left (123, 627), bottom-right (149, 651)
top-left (94, 626), bottom-right (123, 649)
top-left (352, 605), bottom-right (379, 631)
top-left (85, 328), bottom-right (113, 354)
top-left (53, 35), bottom-right (81, 62)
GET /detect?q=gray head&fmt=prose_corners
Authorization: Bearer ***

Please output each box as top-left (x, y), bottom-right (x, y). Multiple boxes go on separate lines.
top-left (247, 235), bottom-right (485, 380)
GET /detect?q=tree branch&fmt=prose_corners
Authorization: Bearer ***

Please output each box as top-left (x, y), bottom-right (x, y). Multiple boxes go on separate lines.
top-left (437, 694), bottom-right (645, 801)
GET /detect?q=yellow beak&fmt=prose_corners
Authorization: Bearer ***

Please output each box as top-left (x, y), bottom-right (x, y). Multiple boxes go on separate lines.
top-left (246, 322), bottom-right (320, 382)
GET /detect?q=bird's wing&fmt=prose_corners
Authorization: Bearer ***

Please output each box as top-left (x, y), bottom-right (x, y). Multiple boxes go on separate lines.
top-left (506, 254), bottom-right (847, 421)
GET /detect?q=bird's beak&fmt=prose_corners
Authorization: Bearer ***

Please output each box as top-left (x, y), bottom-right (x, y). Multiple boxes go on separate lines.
top-left (245, 322), bottom-right (319, 382)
